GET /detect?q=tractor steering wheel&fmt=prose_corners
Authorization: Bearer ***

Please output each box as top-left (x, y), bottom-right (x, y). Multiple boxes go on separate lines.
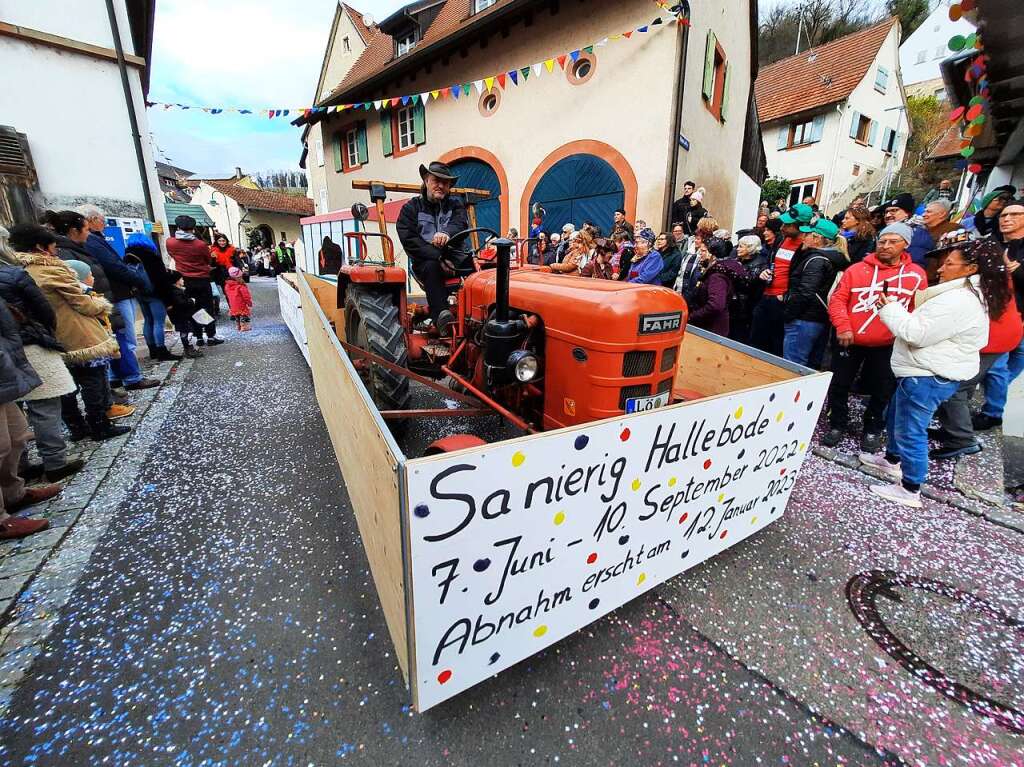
top-left (445, 227), bottom-right (501, 261)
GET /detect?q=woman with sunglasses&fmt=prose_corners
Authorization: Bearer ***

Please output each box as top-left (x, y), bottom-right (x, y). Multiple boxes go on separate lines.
top-left (861, 236), bottom-right (1007, 508)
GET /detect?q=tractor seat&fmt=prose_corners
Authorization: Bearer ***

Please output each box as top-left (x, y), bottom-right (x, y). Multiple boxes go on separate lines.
top-left (411, 273), bottom-right (463, 292)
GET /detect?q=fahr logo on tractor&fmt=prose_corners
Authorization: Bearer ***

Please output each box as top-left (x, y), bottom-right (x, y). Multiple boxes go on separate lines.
top-left (335, 180), bottom-right (690, 453)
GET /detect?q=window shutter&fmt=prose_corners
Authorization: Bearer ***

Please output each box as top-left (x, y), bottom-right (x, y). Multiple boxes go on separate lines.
top-left (777, 126), bottom-right (789, 150)
top-left (356, 123), bottom-right (369, 165)
top-left (719, 62), bottom-right (731, 121)
top-left (702, 31), bottom-right (716, 101)
top-left (412, 101), bottom-right (426, 145)
top-left (332, 132), bottom-right (343, 172)
top-left (868, 120), bottom-right (879, 147)
top-left (810, 114), bottom-right (825, 142)
top-left (380, 111), bottom-right (393, 157)
top-left (849, 111), bottom-right (860, 139)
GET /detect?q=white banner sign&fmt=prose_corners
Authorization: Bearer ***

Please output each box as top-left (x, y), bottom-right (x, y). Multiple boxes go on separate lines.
top-left (405, 373), bottom-right (831, 710)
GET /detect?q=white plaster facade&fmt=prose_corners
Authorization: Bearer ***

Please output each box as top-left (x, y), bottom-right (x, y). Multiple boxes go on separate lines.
top-left (305, 0), bottom-right (756, 236)
top-left (0, 0), bottom-right (165, 229)
top-left (899, 2), bottom-right (974, 88)
top-left (194, 181), bottom-right (305, 248)
top-left (761, 23), bottom-right (909, 214)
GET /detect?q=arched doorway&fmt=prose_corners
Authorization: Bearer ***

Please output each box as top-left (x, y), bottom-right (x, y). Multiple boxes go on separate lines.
top-left (251, 224), bottom-right (274, 249)
top-left (448, 159), bottom-right (501, 235)
top-left (528, 154), bottom-right (625, 235)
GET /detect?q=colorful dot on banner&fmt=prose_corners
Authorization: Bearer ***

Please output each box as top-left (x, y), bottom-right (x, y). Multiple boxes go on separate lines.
top-left (969, 95), bottom-right (986, 106)
top-left (961, 146), bottom-right (976, 158)
top-left (636, 573), bottom-right (646, 586)
top-left (734, 406), bottom-right (743, 419)
top-left (737, 449), bottom-right (745, 459)
top-left (964, 32), bottom-right (977, 49)
top-left (437, 669), bottom-right (452, 684)
top-left (800, 443), bottom-right (807, 452)
top-left (533, 624), bottom-right (548, 638)
top-left (769, 392), bottom-right (776, 402)
top-left (960, 0), bottom-right (975, 10)
top-left (703, 458), bottom-right (712, 470)
top-left (717, 492), bottom-right (725, 502)
top-left (678, 512), bottom-right (688, 524)
top-left (966, 123), bottom-right (983, 138)
top-left (553, 511), bottom-right (566, 526)
top-left (794, 390), bottom-right (801, 403)
top-left (588, 598), bottom-right (600, 609)
top-left (720, 530), bottom-right (728, 540)
top-left (966, 103), bottom-right (984, 121)
top-left (787, 423), bottom-right (795, 432)
top-left (631, 479), bottom-right (641, 491)
top-left (949, 3), bottom-right (962, 21)
top-left (751, 516), bottom-right (758, 525)
top-left (668, 477), bottom-right (677, 487)
top-left (511, 451), bottom-right (526, 467)
top-left (971, 114), bottom-right (987, 126)
top-left (959, 139), bottom-right (973, 150)
top-left (780, 468), bottom-right (787, 476)
top-left (489, 652), bottom-right (500, 665)
top-left (473, 558), bottom-right (491, 572)
top-left (620, 428), bottom-right (631, 442)
top-left (806, 401), bottom-right (815, 411)
top-left (954, 159), bottom-right (969, 170)
top-left (618, 534), bottom-right (630, 545)
top-left (574, 434), bottom-right (589, 450)
top-left (949, 106), bottom-right (966, 122)
top-left (587, 552), bottom-right (598, 564)
top-left (968, 163), bottom-right (983, 174)
top-left (948, 34), bottom-right (966, 51)
top-left (414, 504), bottom-right (430, 518)
top-left (775, 412), bottom-right (784, 422)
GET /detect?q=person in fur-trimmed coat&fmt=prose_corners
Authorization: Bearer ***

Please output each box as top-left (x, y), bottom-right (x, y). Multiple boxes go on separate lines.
top-left (13, 226), bottom-right (128, 441)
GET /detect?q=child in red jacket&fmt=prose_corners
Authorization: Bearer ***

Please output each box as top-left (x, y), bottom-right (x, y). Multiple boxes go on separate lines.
top-left (224, 267), bottom-right (253, 332)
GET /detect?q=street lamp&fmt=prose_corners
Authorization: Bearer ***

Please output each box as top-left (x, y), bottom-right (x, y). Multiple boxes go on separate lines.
top-left (207, 190), bottom-right (232, 241)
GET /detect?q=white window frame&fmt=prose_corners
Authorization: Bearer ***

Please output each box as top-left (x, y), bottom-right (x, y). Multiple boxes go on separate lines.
top-left (788, 180), bottom-right (818, 207)
top-left (318, 188), bottom-right (328, 213)
top-left (474, 0), bottom-right (497, 12)
top-left (790, 119), bottom-right (813, 147)
top-left (882, 128), bottom-right (897, 155)
top-left (397, 32), bottom-right (416, 56)
top-left (345, 127), bottom-right (359, 168)
top-left (315, 139), bottom-right (324, 167)
top-left (396, 105), bottom-right (415, 151)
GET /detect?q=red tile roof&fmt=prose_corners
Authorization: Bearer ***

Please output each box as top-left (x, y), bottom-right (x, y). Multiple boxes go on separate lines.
top-left (755, 19), bottom-right (897, 124)
top-left (205, 180), bottom-right (314, 217)
top-left (342, 3), bottom-right (375, 44)
top-left (322, 0), bottom-right (520, 105)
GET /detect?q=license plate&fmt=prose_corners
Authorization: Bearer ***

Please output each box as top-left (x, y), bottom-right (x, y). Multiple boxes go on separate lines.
top-left (625, 391), bottom-right (670, 413)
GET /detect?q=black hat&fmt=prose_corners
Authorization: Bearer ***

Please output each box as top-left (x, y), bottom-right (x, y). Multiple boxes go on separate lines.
top-left (882, 192), bottom-right (915, 215)
top-left (419, 161), bottom-right (458, 183)
top-left (174, 214), bottom-right (196, 230)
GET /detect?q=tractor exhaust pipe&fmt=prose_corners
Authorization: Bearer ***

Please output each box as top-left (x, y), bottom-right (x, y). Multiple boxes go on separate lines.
top-left (492, 237), bottom-right (513, 323)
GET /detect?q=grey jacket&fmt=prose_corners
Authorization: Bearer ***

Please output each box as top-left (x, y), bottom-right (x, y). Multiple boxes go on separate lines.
top-left (0, 296), bottom-right (41, 403)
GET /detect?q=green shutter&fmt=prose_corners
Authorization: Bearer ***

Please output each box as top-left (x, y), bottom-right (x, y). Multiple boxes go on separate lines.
top-left (380, 110), bottom-right (393, 157)
top-left (719, 61), bottom-right (731, 121)
top-left (332, 131), bottom-right (343, 172)
top-left (702, 30), bottom-right (716, 101)
top-left (356, 123), bottom-right (368, 165)
top-left (412, 101), bottom-right (426, 145)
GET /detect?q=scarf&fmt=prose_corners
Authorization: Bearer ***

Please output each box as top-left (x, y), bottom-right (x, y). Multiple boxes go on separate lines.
top-left (175, 231), bottom-right (197, 241)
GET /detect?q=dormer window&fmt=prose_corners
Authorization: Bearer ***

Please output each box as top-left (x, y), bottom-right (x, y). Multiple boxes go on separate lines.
top-left (474, 0), bottom-right (497, 12)
top-left (396, 30), bottom-right (417, 56)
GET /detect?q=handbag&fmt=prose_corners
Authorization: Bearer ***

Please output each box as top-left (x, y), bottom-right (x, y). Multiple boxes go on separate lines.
top-left (124, 254), bottom-right (154, 296)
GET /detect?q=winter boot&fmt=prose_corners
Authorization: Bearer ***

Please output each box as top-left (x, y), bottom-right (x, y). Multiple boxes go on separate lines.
top-left (184, 346), bottom-right (204, 359)
top-left (89, 416), bottom-right (131, 442)
top-left (241, 321), bottom-right (252, 332)
top-left (154, 346), bottom-right (183, 361)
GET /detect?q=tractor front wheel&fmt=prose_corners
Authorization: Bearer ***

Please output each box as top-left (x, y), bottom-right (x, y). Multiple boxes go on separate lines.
top-left (344, 287), bottom-right (412, 415)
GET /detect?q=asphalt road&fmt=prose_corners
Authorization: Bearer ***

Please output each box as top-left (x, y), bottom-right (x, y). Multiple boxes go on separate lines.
top-left (0, 278), bottom-right (1019, 766)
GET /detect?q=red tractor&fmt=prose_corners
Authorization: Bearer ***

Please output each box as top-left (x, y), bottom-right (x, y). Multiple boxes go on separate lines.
top-left (336, 182), bottom-right (689, 445)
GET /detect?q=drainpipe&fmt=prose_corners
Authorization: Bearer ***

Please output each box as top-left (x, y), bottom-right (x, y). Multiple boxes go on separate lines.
top-left (822, 102), bottom-right (845, 214)
top-left (104, 0), bottom-right (155, 222)
top-left (663, 1), bottom-right (692, 230)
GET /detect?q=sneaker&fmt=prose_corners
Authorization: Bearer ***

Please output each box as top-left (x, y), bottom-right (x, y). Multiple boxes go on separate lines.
top-left (820, 428), bottom-right (844, 447)
top-left (972, 413), bottom-right (1003, 431)
top-left (183, 347), bottom-right (204, 359)
top-left (125, 378), bottom-right (160, 391)
top-left (107, 404), bottom-right (136, 420)
top-left (0, 516), bottom-right (49, 540)
top-left (44, 458), bottom-right (86, 482)
top-left (858, 452), bottom-right (903, 481)
top-left (8, 483), bottom-right (63, 512)
top-left (205, 338), bottom-right (225, 346)
top-left (870, 483), bottom-right (923, 508)
top-left (929, 443), bottom-right (983, 460)
top-left (860, 432), bottom-right (882, 453)
top-left (18, 462), bottom-right (45, 481)
top-left (90, 422), bottom-right (131, 441)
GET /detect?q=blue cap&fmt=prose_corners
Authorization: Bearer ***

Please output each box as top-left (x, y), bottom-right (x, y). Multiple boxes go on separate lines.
top-left (126, 232), bottom-right (157, 252)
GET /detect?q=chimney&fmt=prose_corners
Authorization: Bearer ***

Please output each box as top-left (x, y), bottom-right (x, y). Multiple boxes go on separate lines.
top-left (234, 166), bottom-right (243, 179)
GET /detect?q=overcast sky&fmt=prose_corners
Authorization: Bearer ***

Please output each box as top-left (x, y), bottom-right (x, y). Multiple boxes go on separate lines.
top-left (148, 0), bottom-right (409, 177)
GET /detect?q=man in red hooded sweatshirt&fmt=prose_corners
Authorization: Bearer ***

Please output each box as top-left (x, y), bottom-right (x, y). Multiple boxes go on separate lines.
top-left (822, 222), bottom-right (926, 451)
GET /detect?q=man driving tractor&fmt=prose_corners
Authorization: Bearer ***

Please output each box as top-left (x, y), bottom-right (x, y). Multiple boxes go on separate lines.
top-left (396, 161), bottom-right (472, 336)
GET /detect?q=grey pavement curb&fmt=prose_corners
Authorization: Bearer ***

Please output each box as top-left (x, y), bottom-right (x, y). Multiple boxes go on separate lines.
top-left (0, 358), bottom-right (193, 708)
top-left (812, 445), bottom-right (1024, 534)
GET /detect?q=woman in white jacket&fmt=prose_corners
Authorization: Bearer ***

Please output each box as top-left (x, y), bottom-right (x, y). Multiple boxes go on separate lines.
top-left (860, 237), bottom-right (1010, 507)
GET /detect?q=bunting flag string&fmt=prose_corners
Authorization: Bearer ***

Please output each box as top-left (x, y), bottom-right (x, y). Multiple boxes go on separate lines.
top-left (145, 6), bottom-right (688, 119)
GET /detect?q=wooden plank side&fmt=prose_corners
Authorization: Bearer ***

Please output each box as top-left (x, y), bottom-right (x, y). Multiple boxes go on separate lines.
top-left (298, 273), bottom-right (410, 680)
top-left (303, 273), bottom-right (346, 334)
top-left (675, 331), bottom-right (800, 397)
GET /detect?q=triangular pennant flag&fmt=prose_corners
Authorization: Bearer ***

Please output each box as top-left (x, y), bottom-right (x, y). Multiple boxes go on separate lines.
top-left (282, 109), bottom-right (290, 116)
top-left (610, 33), bottom-right (622, 40)
top-left (623, 31), bottom-right (633, 39)
top-left (485, 76), bottom-right (495, 91)
top-left (497, 72), bottom-right (507, 89)
top-left (202, 108), bottom-right (211, 113)
top-left (508, 70), bottom-right (518, 85)
top-left (462, 83), bottom-right (471, 96)
top-left (557, 54), bottom-right (568, 69)
top-left (450, 86), bottom-right (460, 99)
top-left (303, 109), bottom-right (312, 118)
top-left (420, 92), bottom-right (432, 104)
top-left (521, 66), bottom-right (531, 80)
top-left (390, 97), bottom-right (401, 107)
top-left (533, 62), bottom-right (543, 77)
top-left (431, 90), bottom-right (440, 100)
top-left (240, 109), bottom-right (252, 114)
top-left (637, 25), bottom-right (649, 33)
top-left (401, 95), bottom-right (411, 106)
top-left (569, 50), bottom-right (580, 63)
top-left (473, 79), bottom-right (485, 94)
top-left (544, 59), bottom-right (555, 73)
top-left (584, 45), bottom-right (594, 54)
top-left (411, 94), bottom-right (420, 105)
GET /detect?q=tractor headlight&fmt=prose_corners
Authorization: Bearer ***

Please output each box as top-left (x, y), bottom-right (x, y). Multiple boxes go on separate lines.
top-left (508, 350), bottom-right (539, 383)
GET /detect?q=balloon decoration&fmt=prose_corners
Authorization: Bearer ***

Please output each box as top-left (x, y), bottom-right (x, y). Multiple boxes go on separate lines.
top-left (945, 3), bottom-right (989, 166)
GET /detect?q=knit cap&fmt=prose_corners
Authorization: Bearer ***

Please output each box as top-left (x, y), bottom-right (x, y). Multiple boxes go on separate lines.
top-left (64, 259), bottom-right (92, 282)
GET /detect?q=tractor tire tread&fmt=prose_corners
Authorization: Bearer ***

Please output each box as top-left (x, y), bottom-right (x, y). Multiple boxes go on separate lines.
top-left (347, 288), bottom-right (411, 412)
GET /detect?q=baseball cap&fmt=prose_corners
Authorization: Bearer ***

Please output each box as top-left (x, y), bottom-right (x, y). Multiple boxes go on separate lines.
top-left (799, 217), bottom-right (840, 240)
top-left (780, 203), bottom-right (815, 225)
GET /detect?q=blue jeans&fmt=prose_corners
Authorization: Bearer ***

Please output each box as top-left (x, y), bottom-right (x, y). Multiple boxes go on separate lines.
top-left (982, 335), bottom-right (1024, 418)
top-left (783, 319), bottom-right (827, 368)
top-left (886, 375), bottom-right (960, 486)
top-left (138, 297), bottom-right (167, 349)
top-left (110, 298), bottom-right (142, 385)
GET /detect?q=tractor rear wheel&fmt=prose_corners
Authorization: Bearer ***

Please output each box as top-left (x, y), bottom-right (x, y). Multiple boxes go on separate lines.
top-left (345, 287), bottom-right (411, 415)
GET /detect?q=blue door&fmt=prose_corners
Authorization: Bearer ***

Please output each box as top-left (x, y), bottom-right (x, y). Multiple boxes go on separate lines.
top-left (448, 159), bottom-right (502, 236)
top-left (529, 154), bottom-right (624, 235)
